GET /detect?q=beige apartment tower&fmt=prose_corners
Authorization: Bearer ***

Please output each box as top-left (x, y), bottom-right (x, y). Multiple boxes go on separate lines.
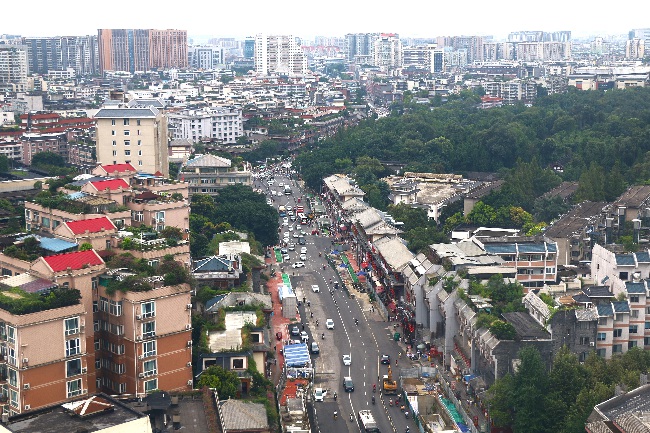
top-left (94, 105), bottom-right (169, 177)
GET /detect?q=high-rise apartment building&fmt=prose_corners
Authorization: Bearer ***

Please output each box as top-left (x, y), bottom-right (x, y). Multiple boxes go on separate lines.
top-left (23, 36), bottom-right (98, 76)
top-left (0, 45), bottom-right (28, 89)
top-left (626, 38), bottom-right (645, 60)
top-left (187, 45), bottom-right (224, 69)
top-left (254, 34), bottom-right (307, 75)
top-left (98, 29), bottom-right (150, 74)
top-left (374, 34), bottom-right (402, 73)
top-left (344, 33), bottom-right (379, 64)
top-left (94, 103), bottom-right (169, 177)
top-left (243, 37), bottom-right (255, 59)
top-left (149, 29), bottom-right (187, 70)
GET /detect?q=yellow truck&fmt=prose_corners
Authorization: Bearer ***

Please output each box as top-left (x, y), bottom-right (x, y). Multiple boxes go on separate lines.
top-left (382, 365), bottom-right (397, 395)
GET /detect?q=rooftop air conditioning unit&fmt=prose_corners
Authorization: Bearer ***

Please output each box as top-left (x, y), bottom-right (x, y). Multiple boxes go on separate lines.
top-left (187, 340), bottom-right (192, 347)
top-left (590, 342), bottom-right (595, 347)
top-left (138, 373), bottom-right (145, 379)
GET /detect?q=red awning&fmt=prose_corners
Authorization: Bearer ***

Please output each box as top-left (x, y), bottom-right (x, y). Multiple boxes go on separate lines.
top-left (361, 262), bottom-right (368, 268)
top-left (388, 301), bottom-right (397, 312)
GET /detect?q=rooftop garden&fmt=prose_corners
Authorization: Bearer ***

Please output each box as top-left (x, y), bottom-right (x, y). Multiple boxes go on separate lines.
top-left (459, 274), bottom-right (526, 340)
top-left (118, 226), bottom-right (185, 250)
top-left (3, 236), bottom-right (43, 262)
top-left (32, 190), bottom-right (128, 214)
top-left (102, 252), bottom-right (193, 295)
top-left (0, 286), bottom-right (81, 315)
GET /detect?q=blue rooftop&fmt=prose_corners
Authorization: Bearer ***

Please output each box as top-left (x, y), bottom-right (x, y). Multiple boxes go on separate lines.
top-left (39, 237), bottom-right (78, 253)
top-left (636, 251), bottom-right (650, 263)
top-left (518, 243), bottom-right (548, 253)
top-left (626, 281), bottom-right (646, 294)
top-left (484, 244), bottom-right (517, 254)
top-left (612, 301), bottom-right (630, 313)
top-left (596, 304), bottom-right (614, 317)
top-left (616, 254), bottom-right (636, 266)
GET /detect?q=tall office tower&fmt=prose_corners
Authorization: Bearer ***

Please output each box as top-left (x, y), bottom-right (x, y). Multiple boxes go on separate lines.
top-left (626, 38), bottom-right (645, 60)
top-left (149, 29), bottom-right (187, 69)
top-left (94, 103), bottom-right (169, 177)
top-left (0, 45), bottom-right (28, 87)
top-left (431, 48), bottom-right (445, 73)
top-left (187, 45), bottom-right (224, 69)
top-left (254, 34), bottom-right (307, 75)
top-left (440, 35), bottom-right (484, 64)
top-left (98, 29), bottom-right (150, 74)
top-left (373, 33), bottom-right (402, 73)
top-left (243, 37), bottom-right (255, 59)
top-left (344, 33), bottom-right (379, 64)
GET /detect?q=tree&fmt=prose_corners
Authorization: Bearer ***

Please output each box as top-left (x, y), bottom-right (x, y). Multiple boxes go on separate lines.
top-left (31, 151), bottom-right (65, 168)
top-left (196, 366), bottom-right (240, 398)
top-left (511, 346), bottom-right (550, 433)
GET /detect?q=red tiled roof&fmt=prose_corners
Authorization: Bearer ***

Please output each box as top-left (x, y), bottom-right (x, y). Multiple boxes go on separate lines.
top-left (100, 163), bottom-right (136, 174)
top-left (90, 179), bottom-right (129, 191)
top-left (20, 113), bottom-right (59, 120)
top-left (65, 216), bottom-right (116, 235)
top-left (42, 250), bottom-right (104, 272)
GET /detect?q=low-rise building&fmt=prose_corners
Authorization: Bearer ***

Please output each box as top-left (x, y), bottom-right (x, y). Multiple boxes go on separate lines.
top-left (180, 154), bottom-right (251, 197)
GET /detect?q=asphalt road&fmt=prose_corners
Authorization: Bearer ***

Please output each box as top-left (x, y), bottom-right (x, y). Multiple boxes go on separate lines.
top-left (254, 169), bottom-right (416, 433)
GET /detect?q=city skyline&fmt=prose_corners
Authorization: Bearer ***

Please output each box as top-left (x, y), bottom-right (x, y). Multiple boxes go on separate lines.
top-left (5, 0), bottom-right (649, 41)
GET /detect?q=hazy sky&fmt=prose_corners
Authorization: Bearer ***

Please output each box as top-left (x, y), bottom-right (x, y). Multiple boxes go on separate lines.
top-left (6, 0), bottom-right (648, 41)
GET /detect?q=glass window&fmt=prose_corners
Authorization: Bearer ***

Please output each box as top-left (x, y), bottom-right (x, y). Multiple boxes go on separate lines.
top-left (137, 120), bottom-right (141, 126)
top-left (124, 140), bottom-right (130, 146)
top-left (109, 300), bottom-right (122, 316)
top-left (111, 119), bottom-right (116, 125)
top-left (7, 347), bottom-right (16, 367)
top-left (7, 325), bottom-right (15, 344)
top-left (123, 119), bottom-right (129, 125)
top-left (143, 341), bottom-right (156, 358)
top-left (66, 338), bottom-right (80, 357)
top-left (67, 378), bottom-right (82, 398)
top-left (119, 383), bottom-right (127, 393)
top-left (144, 378), bottom-right (157, 393)
top-left (630, 325), bottom-right (639, 334)
top-left (65, 317), bottom-right (79, 336)
top-left (143, 359), bottom-right (157, 376)
top-left (614, 329), bottom-right (622, 338)
top-left (125, 150), bottom-right (131, 156)
top-left (8, 369), bottom-right (17, 387)
top-left (10, 389), bottom-right (17, 407)
top-left (124, 130), bottom-right (130, 136)
top-left (597, 332), bottom-right (606, 341)
top-left (142, 321), bottom-right (156, 339)
top-left (66, 358), bottom-right (81, 377)
top-left (141, 301), bottom-right (155, 318)
top-left (630, 296), bottom-right (640, 303)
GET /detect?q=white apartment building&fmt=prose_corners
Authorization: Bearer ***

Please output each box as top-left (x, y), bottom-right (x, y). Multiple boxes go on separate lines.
top-left (374, 34), bottom-right (402, 73)
top-left (254, 34), bottom-right (307, 75)
top-left (187, 45), bottom-right (225, 70)
top-left (0, 45), bottom-right (28, 89)
top-left (167, 107), bottom-right (243, 144)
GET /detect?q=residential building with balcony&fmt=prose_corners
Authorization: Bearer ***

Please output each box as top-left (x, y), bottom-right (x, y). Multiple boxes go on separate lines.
top-left (180, 154), bottom-right (251, 197)
top-left (192, 255), bottom-right (243, 289)
top-left (254, 34), bottom-right (307, 76)
top-left (167, 107), bottom-right (243, 144)
top-left (94, 272), bottom-right (193, 396)
top-left (53, 216), bottom-right (116, 251)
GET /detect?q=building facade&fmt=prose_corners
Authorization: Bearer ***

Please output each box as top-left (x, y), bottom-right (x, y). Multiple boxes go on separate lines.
top-left (180, 154), bottom-right (251, 197)
top-left (167, 107), bottom-right (243, 144)
top-left (149, 29), bottom-right (188, 70)
top-left (94, 104), bottom-right (169, 177)
top-left (187, 45), bottom-right (224, 70)
top-left (0, 45), bottom-right (28, 89)
top-left (254, 34), bottom-right (307, 75)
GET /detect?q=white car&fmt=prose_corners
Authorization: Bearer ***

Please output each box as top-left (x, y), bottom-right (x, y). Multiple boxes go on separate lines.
top-left (326, 319), bottom-right (334, 329)
top-left (267, 180), bottom-right (274, 185)
top-left (300, 253), bottom-right (307, 261)
top-left (314, 387), bottom-right (325, 402)
top-left (300, 247), bottom-right (307, 254)
top-left (311, 284), bottom-right (320, 293)
top-left (286, 206), bottom-right (292, 211)
top-left (288, 225), bottom-right (294, 232)
top-left (279, 182), bottom-right (284, 187)
top-left (342, 354), bottom-right (351, 366)
top-left (293, 233), bottom-right (300, 238)
top-left (292, 262), bottom-right (305, 268)
top-left (288, 244), bottom-right (295, 251)
top-left (300, 331), bottom-right (309, 342)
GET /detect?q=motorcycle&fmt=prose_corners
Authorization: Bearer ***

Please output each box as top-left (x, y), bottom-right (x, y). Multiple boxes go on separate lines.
top-left (333, 392), bottom-right (337, 401)
top-left (372, 396), bottom-right (375, 404)
top-left (321, 333), bottom-right (325, 340)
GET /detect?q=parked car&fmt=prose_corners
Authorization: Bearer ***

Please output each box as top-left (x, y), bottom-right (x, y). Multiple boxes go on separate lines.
top-left (326, 319), bottom-right (334, 329)
top-left (311, 285), bottom-right (320, 293)
top-left (289, 325), bottom-right (300, 336)
top-left (311, 341), bottom-right (320, 354)
top-left (343, 354), bottom-right (352, 366)
top-left (300, 253), bottom-right (307, 261)
top-left (292, 262), bottom-right (305, 268)
top-left (300, 331), bottom-right (309, 342)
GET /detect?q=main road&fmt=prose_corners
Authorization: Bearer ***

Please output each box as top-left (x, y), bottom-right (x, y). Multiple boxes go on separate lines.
top-left (253, 165), bottom-right (415, 433)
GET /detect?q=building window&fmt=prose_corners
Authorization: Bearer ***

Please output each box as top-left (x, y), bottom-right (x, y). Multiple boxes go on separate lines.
top-left (143, 359), bottom-right (157, 377)
top-left (124, 140), bottom-right (130, 146)
top-left (632, 309), bottom-right (640, 318)
top-left (138, 150), bottom-right (142, 156)
top-left (10, 389), bottom-right (17, 408)
top-left (8, 369), bottom-right (17, 387)
top-left (144, 378), bottom-right (157, 393)
top-left (125, 150), bottom-right (131, 156)
top-left (143, 341), bottom-right (156, 358)
top-left (613, 344), bottom-right (623, 353)
top-left (113, 151), bottom-right (117, 156)
top-left (137, 140), bottom-right (141, 145)
top-left (112, 140), bottom-right (116, 146)
top-left (124, 130), bottom-right (130, 136)
top-left (630, 295), bottom-right (640, 303)
top-left (119, 383), bottom-right (127, 394)
top-left (7, 325), bottom-right (15, 345)
top-left (629, 341), bottom-right (638, 349)
top-left (630, 325), bottom-right (639, 334)
top-left (139, 161), bottom-right (143, 166)
top-left (66, 358), bottom-right (82, 377)
top-left (137, 120), bottom-right (141, 126)
top-left (67, 378), bottom-right (83, 398)
top-left (645, 337), bottom-right (650, 346)
top-left (141, 301), bottom-right (155, 319)
top-left (65, 317), bottom-right (79, 336)
top-left (142, 321), bottom-right (156, 339)
top-left (66, 338), bottom-right (81, 357)
top-left (597, 332), bottom-right (606, 341)
top-left (109, 300), bottom-right (122, 316)
top-left (111, 119), bottom-right (116, 125)
top-left (123, 119), bottom-right (129, 126)
top-left (111, 130), bottom-right (115, 136)
top-left (579, 336), bottom-right (590, 345)
top-left (232, 358), bottom-right (245, 369)
top-left (614, 329), bottom-right (623, 338)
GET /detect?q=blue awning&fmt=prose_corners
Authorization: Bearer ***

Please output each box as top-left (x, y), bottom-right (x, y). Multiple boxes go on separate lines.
top-left (39, 237), bottom-right (78, 252)
top-left (283, 343), bottom-right (311, 367)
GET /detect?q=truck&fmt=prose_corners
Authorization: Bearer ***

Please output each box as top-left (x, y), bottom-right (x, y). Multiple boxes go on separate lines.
top-left (278, 205), bottom-right (286, 217)
top-left (284, 185), bottom-right (292, 195)
top-left (358, 410), bottom-right (380, 433)
top-left (382, 365), bottom-right (397, 395)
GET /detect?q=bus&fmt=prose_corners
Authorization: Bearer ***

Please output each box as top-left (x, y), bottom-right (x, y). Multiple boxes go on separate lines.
top-left (297, 213), bottom-right (308, 225)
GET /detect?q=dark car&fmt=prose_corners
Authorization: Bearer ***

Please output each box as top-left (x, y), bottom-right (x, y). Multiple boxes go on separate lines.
top-left (289, 325), bottom-right (300, 336)
top-left (381, 354), bottom-right (391, 364)
top-left (343, 376), bottom-right (354, 392)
